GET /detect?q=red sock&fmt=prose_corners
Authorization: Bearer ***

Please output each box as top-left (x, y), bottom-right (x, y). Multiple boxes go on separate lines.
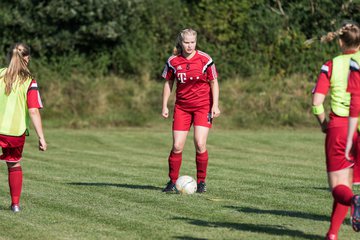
top-left (168, 151), bottom-right (182, 183)
top-left (8, 166), bottom-right (23, 205)
top-left (196, 151), bottom-right (208, 183)
top-left (332, 185), bottom-right (353, 206)
top-left (327, 200), bottom-right (349, 237)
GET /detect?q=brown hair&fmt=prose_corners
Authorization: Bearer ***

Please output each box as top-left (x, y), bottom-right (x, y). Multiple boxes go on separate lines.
top-left (3, 43), bottom-right (32, 95)
top-left (321, 23), bottom-right (360, 49)
top-left (173, 29), bottom-right (197, 55)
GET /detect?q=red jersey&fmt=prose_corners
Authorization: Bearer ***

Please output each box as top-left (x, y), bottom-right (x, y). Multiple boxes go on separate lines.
top-left (27, 80), bottom-right (43, 109)
top-left (312, 60), bottom-right (332, 95)
top-left (162, 50), bottom-right (218, 108)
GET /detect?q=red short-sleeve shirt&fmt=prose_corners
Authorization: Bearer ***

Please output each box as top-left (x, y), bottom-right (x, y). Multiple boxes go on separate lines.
top-left (312, 60), bottom-right (332, 95)
top-left (27, 79), bottom-right (43, 109)
top-left (162, 50), bottom-right (218, 109)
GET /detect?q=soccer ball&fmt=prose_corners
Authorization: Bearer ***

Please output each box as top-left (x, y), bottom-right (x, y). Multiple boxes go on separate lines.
top-left (175, 175), bottom-right (197, 194)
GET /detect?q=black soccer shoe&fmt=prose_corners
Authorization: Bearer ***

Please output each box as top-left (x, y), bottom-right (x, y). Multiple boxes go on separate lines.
top-left (162, 180), bottom-right (176, 193)
top-left (351, 195), bottom-right (360, 232)
top-left (197, 181), bottom-right (207, 193)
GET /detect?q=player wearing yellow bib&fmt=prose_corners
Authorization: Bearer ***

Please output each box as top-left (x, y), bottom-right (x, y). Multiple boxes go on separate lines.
top-left (312, 23), bottom-right (360, 239)
top-left (0, 43), bottom-right (47, 213)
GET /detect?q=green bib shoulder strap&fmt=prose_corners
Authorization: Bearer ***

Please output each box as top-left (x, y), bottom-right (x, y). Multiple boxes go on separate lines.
top-left (330, 54), bottom-right (355, 117)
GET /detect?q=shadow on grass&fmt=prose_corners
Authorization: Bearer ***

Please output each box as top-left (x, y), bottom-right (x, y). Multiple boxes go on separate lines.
top-left (172, 217), bottom-right (323, 240)
top-left (312, 187), bottom-right (330, 191)
top-left (0, 206), bottom-right (10, 211)
top-left (68, 182), bottom-right (162, 190)
top-left (174, 237), bottom-right (208, 240)
top-left (225, 206), bottom-right (329, 222)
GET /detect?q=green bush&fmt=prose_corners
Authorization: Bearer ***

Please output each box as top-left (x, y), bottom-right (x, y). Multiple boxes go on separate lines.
top-left (0, 0), bottom-right (359, 79)
top-left (0, 0), bottom-right (359, 128)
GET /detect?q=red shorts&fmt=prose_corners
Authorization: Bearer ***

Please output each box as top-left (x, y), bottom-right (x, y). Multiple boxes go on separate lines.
top-left (0, 134), bottom-right (25, 163)
top-left (173, 104), bottom-right (212, 131)
top-left (325, 126), bottom-right (357, 172)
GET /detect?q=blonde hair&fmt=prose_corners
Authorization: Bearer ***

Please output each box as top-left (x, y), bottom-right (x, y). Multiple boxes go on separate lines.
top-left (173, 28), bottom-right (197, 55)
top-left (3, 43), bottom-right (32, 95)
top-left (320, 23), bottom-right (360, 48)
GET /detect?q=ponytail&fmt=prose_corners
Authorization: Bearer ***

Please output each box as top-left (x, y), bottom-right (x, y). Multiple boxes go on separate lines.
top-left (3, 43), bottom-right (32, 95)
top-left (320, 23), bottom-right (360, 48)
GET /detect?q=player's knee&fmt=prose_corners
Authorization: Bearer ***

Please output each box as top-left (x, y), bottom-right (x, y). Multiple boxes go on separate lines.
top-left (172, 143), bottom-right (184, 153)
top-left (195, 141), bottom-right (206, 153)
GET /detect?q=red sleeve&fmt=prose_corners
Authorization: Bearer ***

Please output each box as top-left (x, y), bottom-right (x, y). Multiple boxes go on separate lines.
top-left (347, 58), bottom-right (360, 94)
top-left (27, 80), bottom-right (43, 109)
top-left (350, 94), bottom-right (360, 117)
top-left (312, 60), bottom-right (332, 95)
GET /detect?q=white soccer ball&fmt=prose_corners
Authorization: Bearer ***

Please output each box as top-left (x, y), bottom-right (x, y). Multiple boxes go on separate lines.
top-left (175, 175), bottom-right (197, 194)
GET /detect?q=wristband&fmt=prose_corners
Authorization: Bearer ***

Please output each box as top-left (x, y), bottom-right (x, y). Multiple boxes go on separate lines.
top-left (312, 104), bottom-right (324, 115)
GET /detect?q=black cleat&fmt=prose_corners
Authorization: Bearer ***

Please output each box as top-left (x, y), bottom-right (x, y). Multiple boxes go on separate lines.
top-left (162, 180), bottom-right (176, 193)
top-left (352, 195), bottom-right (360, 232)
top-left (197, 181), bottom-right (207, 193)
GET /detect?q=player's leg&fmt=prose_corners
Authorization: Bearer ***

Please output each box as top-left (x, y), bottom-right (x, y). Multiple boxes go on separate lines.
top-left (193, 106), bottom-right (212, 193)
top-left (168, 130), bottom-right (189, 182)
top-left (163, 106), bottom-right (191, 192)
top-left (327, 168), bottom-right (354, 238)
top-left (193, 126), bottom-right (209, 193)
top-left (325, 126), bottom-right (359, 237)
top-left (3, 146), bottom-right (23, 213)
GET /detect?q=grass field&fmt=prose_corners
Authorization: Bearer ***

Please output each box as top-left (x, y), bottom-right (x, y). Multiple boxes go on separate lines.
top-left (0, 127), bottom-right (359, 240)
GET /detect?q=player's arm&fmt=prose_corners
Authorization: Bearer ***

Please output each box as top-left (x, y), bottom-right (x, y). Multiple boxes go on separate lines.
top-left (27, 80), bottom-right (47, 151)
top-left (312, 61), bottom-right (331, 133)
top-left (162, 79), bottom-right (174, 119)
top-left (209, 78), bottom-right (220, 118)
top-left (345, 63), bottom-right (360, 161)
top-left (346, 115), bottom-right (358, 162)
top-left (28, 108), bottom-right (47, 151)
top-left (312, 93), bottom-right (327, 133)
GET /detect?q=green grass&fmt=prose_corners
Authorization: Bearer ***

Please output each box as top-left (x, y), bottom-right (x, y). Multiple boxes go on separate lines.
top-left (0, 127), bottom-right (358, 239)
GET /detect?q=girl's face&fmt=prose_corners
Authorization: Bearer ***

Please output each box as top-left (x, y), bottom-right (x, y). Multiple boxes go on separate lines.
top-left (181, 34), bottom-right (197, 56)
top-left (24, 56), bottom-right (30, 65)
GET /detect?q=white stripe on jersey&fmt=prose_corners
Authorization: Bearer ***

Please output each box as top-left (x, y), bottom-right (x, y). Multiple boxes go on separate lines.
top-left (30, 82), bottom-right (38, 88)
top-left (162, 55), bottom-right (177, 78)
top-left (350, 59), bottom-right (360, 71)
top-left (198, 50), bottom-right (211, 59)
top-left (168, 61), bottom-right (176, 73)
top-left (198, 51), bottom-right (214, 74)
top-left (211, 65), bottom-right (217, 79)
top-left (321, 65), bottom-right (329, 73)
top-left (161, 64), bottom-right (169, 78)
top-left (37, 91), bottom-right (43, 108)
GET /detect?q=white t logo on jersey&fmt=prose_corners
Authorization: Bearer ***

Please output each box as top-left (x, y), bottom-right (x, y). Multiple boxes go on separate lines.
top-left (177, 73), bottom-right (187, 83)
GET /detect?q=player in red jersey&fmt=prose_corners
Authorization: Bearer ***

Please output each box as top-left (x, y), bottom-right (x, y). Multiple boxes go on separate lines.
top-left (161, 29), bottom-right (220, 193)
top-left (0, 43), bottom-right (47, 212)
top-left (312, 23), bottom-right (360, 239)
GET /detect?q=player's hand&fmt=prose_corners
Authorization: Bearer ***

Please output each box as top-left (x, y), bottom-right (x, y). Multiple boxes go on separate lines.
top-left (211, 106), bottom-right (220, 118)
top-left (162, 107), bottom-right (169, 119)
top-left (321, 121), bottom-right (328, 134)
top-left (345, 140), bottom-right (353, 162)
top-left (39, 138), bottom-right (47, 151)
